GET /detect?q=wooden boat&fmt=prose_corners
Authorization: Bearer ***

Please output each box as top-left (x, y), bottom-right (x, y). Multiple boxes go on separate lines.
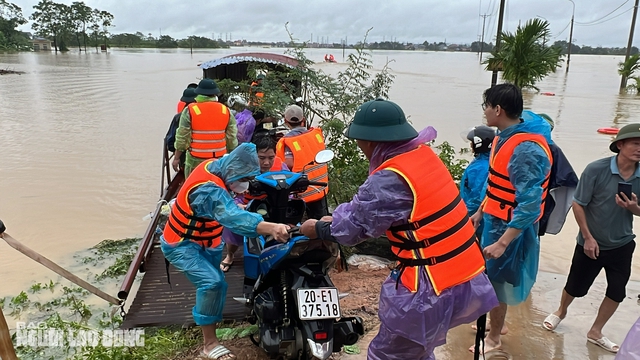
top-left (118, 53), bottom-right (301, 328)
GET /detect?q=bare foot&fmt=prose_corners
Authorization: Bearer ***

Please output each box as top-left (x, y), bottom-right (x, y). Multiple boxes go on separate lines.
top-left (469, 336), bottom-right (502, 354)
top-left (471, 321), bottom-right (509, 335)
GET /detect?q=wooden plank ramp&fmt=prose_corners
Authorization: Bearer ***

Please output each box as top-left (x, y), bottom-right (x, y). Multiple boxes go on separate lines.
top-left (121, 242), bottom-right (248, 329)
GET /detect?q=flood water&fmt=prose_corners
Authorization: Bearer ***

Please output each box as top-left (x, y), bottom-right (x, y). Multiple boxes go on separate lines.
top-left (1, 47), bottom-right (640, 358)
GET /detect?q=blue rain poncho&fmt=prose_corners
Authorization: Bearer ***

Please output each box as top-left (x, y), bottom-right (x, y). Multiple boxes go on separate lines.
top-left (327, 127), bottom-right (498, 360)
top-left (461, 152), bottom-right (490, 216)
top-left (481, 119), bottom-right (552, 305)
top-left (160, 143), bottom-right (263, 326)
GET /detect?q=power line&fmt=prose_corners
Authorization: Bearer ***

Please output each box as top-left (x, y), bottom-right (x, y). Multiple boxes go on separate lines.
top-left (554, 20), bottom-right (572, 38)
top-left (575, 0), bottom-right (629, 25)
top-left (577, 6), bottom-right (633, 26)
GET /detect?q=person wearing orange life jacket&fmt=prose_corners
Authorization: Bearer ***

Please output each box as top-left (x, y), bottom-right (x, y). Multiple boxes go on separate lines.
top-left (161, 143), bottom-right (290, 360)
top-left (220, 135), bottom-right (288, 272)
top-left (299, 99), bottom-right (498, 360)
top-left (172, 79), bottom-right (238, 178)
top-left (275, 105), bottom-right (329, 220)
top-left (467, 84), bottom-right (552, 354)
top-left (176, 82), bottom-right (198, 113)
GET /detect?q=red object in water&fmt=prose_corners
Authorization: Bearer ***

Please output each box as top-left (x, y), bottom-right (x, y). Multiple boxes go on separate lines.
top-left (597, 127), bottom-right (619, 135)
top-left (541, 92), bottom-right (555, 96)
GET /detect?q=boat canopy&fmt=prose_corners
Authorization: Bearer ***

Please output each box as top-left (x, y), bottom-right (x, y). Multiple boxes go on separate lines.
top-left (199, 52), bottom-right (299, 82)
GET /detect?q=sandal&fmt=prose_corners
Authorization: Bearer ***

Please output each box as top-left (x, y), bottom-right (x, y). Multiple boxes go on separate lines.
top-left (201, 344), bottom-right (236, 359)
top-left (542, 313), bottom-right (563, 331)
top-left (220, 261), bottom-right (233, 273)
top-left (587, 336), bottom-right (619, 353)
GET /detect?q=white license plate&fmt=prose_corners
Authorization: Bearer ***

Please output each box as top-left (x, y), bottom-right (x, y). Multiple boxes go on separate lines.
top-left (296, 288), bottom-right (341, 320)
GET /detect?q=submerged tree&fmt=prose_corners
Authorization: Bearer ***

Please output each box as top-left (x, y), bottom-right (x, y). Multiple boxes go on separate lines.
top-left (619, 53), bottom-right (640, 91)
top-left (484, 18), bottom-right (563, 90)
top-left (70, 1), bottom-right (92, 52)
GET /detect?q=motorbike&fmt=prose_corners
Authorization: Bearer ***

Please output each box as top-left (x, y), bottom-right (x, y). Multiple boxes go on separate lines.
top-left (236, 150), bottom-right (364, 360)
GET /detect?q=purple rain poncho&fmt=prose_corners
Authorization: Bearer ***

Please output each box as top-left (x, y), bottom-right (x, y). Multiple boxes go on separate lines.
top-left (617, 316), bottom-right (640, 359)
top-left (328, 127), bottom-right (499, 360)
top-left (235, 109), bottom-right (256, 144)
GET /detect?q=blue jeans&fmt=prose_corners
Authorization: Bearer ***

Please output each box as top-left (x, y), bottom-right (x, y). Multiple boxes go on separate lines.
top-left (160, 237), bottom-right (227, 326)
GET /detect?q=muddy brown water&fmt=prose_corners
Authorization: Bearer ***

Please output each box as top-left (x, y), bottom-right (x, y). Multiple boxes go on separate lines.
top-left (1, 48), bottom-right (640, 358)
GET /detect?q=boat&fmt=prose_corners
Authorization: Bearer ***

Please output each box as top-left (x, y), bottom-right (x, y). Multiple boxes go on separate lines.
top-left (118, 52), bottom-right (301, 328)
top-left (597, 127), bottom-right (619, 135)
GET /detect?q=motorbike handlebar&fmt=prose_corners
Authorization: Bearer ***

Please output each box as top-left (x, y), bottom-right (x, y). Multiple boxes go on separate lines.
top-left (307, 181), bottom-right (328, 187)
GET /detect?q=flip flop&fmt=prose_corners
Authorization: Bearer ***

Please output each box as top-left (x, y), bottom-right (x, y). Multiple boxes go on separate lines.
top-left (201, 344), bottom-right (236, 359)
top-left (587, 336), bottom-right (619, 353)
top-left (220, 261), bottom-right (233, 273)
top-left (542, 313), bottom-right (562, 331)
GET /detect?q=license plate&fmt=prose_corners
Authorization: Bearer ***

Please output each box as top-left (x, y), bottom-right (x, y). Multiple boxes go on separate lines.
top-left (296, 288), bottom-right (341, 320)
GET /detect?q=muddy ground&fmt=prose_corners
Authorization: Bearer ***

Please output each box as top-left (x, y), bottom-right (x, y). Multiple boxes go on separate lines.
top-left (174, 265), bottom-right (389, 360)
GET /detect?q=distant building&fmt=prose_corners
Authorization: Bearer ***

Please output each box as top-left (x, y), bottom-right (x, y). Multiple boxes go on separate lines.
top-left (32, 37), bottom-right (53, 51)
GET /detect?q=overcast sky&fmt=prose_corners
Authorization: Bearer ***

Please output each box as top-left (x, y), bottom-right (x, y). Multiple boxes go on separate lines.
top-left (9, 0), bottom-right (638, 47)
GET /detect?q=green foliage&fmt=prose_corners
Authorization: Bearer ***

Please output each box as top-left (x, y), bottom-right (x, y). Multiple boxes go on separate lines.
top-left (484, 18), bottom-right (563, 90)
top-left (435, 141), bottom-right (469, 184)
top-left (156, 34), bottom-right (177, 48)
top-left (620, 54), bottom-right (640, 77)
top-left (281, 26), bottom-right (396, 205)
top-left (0, 0), bottom-right (30, 50)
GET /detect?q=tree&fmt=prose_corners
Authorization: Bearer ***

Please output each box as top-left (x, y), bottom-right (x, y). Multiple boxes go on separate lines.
top-left (30, 0), bottom-right (60, 52)
top-left (70, 1), bottom-right (92, 52)
top-left (89, 8), bottom-right (112, 51)
top-left (156, 34), bottom-right (177, 48)
top-left (619, 54), bottom-right (640, 91)
top-left (0, 0), bottom-right (30, 51)
top-left (484, 18), bottom-right (563, 90)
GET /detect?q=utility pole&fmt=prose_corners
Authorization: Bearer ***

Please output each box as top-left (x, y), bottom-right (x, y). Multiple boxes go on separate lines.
top-left (621, 0), bottom-right (640, 90)
top-left (566, 0), bottom-right (575, 73)
top-left (479, 13), bottom-right (490, 64)
top-left (491, 0), bottom-right (506, 86)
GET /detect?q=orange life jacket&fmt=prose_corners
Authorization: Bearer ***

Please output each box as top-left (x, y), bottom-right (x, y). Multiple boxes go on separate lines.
top-left (373, 145), bottom-right (485, 294)
top-left (242, 156), bottom-right (286, 204)
top-left (250, 81), bottom-right (264, 106)
top-left (275, 128), bottom-right (329, 202)
top-left (188, 101), bottom-right (230, 159)
top-left (163, 160), bottom-right (226, 248)
top-left (177, 101), bottom-right (186, 114)
top-left (482, 133), bottom-right (553, 222)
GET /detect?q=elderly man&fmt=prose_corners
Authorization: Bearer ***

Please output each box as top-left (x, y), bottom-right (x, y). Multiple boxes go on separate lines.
top-left (300, 99), bottom-right (498, 360)
top-left (172, 78), bottom-right (238, 177)
top-left (542, 123), bottom-right (640, 353)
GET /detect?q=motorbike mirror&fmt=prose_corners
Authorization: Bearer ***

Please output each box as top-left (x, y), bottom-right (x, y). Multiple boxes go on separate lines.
top-left (314, 149), bottom-right (334, 164)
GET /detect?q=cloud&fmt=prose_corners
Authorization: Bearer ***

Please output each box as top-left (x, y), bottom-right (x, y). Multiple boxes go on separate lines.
top-left (10, 0), bottom-right (637, 47)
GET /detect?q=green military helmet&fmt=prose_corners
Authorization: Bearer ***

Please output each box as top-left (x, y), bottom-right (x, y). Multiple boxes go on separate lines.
top-left (345, 98), bottom-right (418, 142)
top-left (180, 88), bottom-right (197, 103)
top-left (194, 78), bottom-right (221, 96)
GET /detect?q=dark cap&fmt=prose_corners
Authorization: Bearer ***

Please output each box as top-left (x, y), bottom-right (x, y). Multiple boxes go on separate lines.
top-left (194, 78), bottom-right (221, 96)
top-left (610, 123), bottom-right (640, 153)
top-left (180, 88), bottom-right (197, 103)
top-left (345, 98), bottom-right (418, 142)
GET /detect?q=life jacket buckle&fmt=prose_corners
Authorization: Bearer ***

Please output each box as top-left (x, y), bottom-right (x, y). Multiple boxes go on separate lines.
top-left (499, 203), bottom-right (506, 210)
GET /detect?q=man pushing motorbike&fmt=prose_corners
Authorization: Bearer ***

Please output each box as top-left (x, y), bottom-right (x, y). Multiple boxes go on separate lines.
top-left (300, 98), bottom-right (498, 360)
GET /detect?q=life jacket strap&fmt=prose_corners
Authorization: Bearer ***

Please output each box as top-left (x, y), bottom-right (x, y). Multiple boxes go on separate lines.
top-left (395, 235), bottom-right (478, 267)
top-left (390, 195), bottom-right (462, 232)
top-left (166, 220), bottom-right (221, 242)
